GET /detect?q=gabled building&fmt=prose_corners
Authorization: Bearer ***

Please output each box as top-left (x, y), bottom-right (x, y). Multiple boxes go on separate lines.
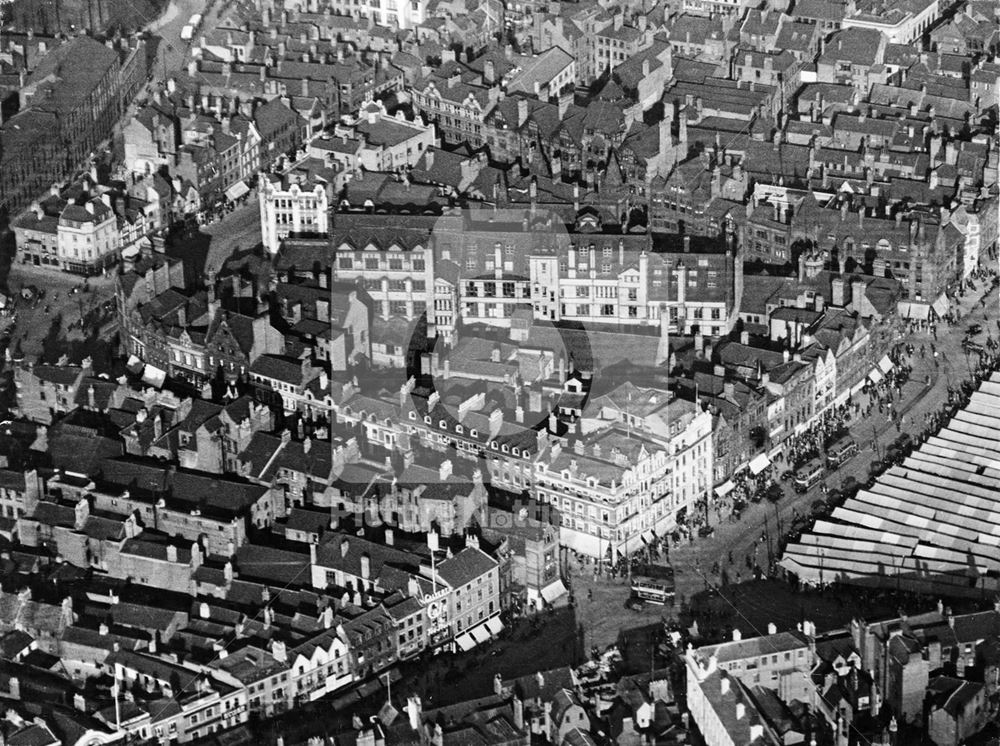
top-left (109, 650), bottom-right (250, 743)
top-left (410, 59), bottom-right (496, 148)
top-left (118, 275), bottom-right (285, 387)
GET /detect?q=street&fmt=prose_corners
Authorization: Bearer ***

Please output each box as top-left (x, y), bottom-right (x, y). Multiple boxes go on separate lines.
top-left (4, 264), bottom-right (118, 366)
top-left (144, 0), bottom-right (224, 80)
top-left (568, 277), bottom-right (1000, 650)
top-left (202, 201), bottom-right (262, 270)
top-left (671, 279), bottom-right (1000, 602)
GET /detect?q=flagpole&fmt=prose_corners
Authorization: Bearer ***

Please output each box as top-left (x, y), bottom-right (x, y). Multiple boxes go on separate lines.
top-left (627, 391), bottom-right (632, 439)
top-left (113, 664), bottom-right (121, 732)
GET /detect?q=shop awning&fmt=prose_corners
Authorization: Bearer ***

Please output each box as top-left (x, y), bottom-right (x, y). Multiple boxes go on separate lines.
top-left (455, 633), bottom-right (475, 652)
top-left (878, 355), bottom-right (893, 374)
top-left (715, 480), bottom-right (735, 498)
top-left (225, 181), bottom-right (250, 201)
top-left (932, 294), bottom-right (949, 318)
top-left (905, 303), bottom-right (930, 320)
top-left (749, 453), bottom-right (771, 475)
top-left (869, 368), bottom-right (884, 383)
top-left (897, 302), bottom-right (911, 318)
top-left (469, 625), bottom-right (489, 644)
top-left (485, 616), bottom-right (504, 636)
top-left (540, 579), bottom-right (568, 604)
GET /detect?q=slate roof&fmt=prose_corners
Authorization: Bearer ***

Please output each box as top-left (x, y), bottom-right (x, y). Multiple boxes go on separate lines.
top-left (435, 546), bottom-right (497, 588)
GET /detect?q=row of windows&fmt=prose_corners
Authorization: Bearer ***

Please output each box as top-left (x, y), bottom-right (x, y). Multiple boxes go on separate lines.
top-left (338, 256), bottom-right (426, 271)
top-left (464, 281), bottom-right (523, 298)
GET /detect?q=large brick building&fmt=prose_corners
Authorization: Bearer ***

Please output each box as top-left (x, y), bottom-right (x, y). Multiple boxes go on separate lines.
top-left (1, 37), bottom-right (123, 214)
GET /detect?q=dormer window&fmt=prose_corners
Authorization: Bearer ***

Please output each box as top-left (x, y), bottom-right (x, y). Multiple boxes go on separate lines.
top-left (440, 420), bottom-right (447, 428)
top-left (409, 411), bottom-right (416, 420)
top-left (501, 444), bottom-right (509, 453)
top-left (455, 425), bottom-right (464, 434)
top-left (470, 429), bottom-right (478, 438)
top-left (512, 447), bottom-right (520, 456)
top-left (491, 441), bottom-right (498, 449)
top-left (424, 415), bottom-right (432, 424)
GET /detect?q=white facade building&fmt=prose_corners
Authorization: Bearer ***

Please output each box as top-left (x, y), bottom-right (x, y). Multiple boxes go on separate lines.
top-left (57, 196), bottom-right (122, 275)
top-left (332, 238), bottom-right (435, 322)
top-left (842, 0), bottom-right (939, 43)
top-left (259, 177), bottom-right (330, 254)
top-left (325, 0), bottom-right (428, 29)
top-left (538, 386), bottom-right (714, 560)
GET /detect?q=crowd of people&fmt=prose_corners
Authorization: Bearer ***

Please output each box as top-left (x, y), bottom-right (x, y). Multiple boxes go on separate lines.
top-left (717, 468), bottom-right (772, 521)
top-left (778, 404), bottom-right (853, 471)
top-left (560, 270), bottom-right (1000, 620)
top-left (916, 343), bottom-right (1000, 442)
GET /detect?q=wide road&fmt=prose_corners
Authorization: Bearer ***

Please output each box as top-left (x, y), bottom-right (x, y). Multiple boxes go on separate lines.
top-left (203, 200), bottom-right (262, 270)
top-left (145, 0), bottom-right (226, 84)
top-left (5, 265), bottom-right (117, 363)
top-left (568, 278), bottom-right (1000, 649)
top-left (667, 280), bottom-right (1000, 605)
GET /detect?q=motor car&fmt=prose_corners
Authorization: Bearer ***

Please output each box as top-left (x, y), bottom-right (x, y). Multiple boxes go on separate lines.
top-left (967, 323), bottom-right (982, 336)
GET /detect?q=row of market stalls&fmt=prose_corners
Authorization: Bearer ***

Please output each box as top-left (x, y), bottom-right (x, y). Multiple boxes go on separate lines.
top-left (896, 293), bottom-right (950, 322)
top-left (710, 289), bottom-right (947, 500)
top-left (780, 372), bottom-right (1000, 595)
top-left (866, 354), bottom-right (895, 385)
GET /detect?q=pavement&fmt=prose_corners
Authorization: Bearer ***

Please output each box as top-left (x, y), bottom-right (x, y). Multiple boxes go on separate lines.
top-left (201, 200), bottom-right (262, 271)
top-left (395, 607), bottom-right (581, 708)
top-left (567, 558), bottom-right (672, 652)
top-left (143, 0), bottom-right (224, 89)
top-left (667, 282), bottom-right (999, 602)
top-left (568, 278), bottom-right (1000, 650)
top-left (5, 265), bottom-right (118, 364)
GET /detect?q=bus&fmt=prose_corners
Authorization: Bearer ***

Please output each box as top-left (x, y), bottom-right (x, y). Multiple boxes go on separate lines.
top-left (793, 460), bottom-right (825, 493)
top-left (825, 438), bottom-right (859, 470)
top-left (630, 564), bottom-right (675, 605)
